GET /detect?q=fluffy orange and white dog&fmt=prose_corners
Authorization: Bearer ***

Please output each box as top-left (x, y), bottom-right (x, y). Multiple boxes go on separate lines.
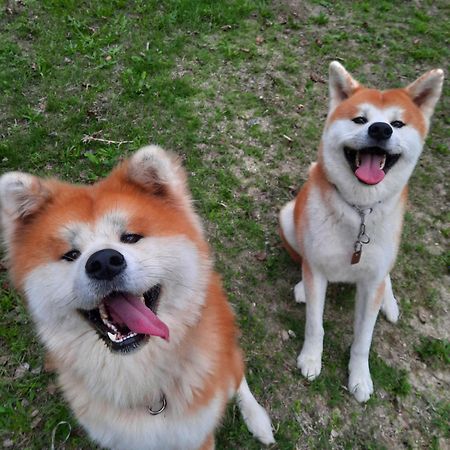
top-left (0, 146), bottom-right (275, 449)
top-left (279, 62), bottom-right (443, 402)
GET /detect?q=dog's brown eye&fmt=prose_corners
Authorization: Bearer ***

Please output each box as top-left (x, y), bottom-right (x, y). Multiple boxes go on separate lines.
top-left (62, 250), bottom-right (81, 262)
top-left (352, 116), bottom-right (368, 125)
top-left (121, 233), bottom-right (143, 244)
top-left (391, 120), bottom-right (405, 128)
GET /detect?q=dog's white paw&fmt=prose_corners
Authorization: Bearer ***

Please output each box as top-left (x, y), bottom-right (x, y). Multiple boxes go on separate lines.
top-left (348, 369), bottom-right (373, 403)
top-left (381, 293), bottom-right (399, 324)
top-left (297, 351), bottom-right (321, 380)
top-left (294, 281), bottom-right (306, 304)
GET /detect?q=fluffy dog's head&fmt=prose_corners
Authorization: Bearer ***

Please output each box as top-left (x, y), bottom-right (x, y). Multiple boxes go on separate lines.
top-left (0, 146), bottom-right (210, 355)
top-left (320, 62), bottom-right (443, 205)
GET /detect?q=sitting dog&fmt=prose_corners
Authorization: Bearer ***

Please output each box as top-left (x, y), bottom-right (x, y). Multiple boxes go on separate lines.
top-left (0, 146), bottom-right (275, 449)
top-left (279, 62), bottom-right (443, 402)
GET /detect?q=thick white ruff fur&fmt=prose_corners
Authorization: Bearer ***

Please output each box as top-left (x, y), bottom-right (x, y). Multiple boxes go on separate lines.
top-left (0, 146), bottom-right (275, 449)
top-left (279, 62), bottom-right (443, 402)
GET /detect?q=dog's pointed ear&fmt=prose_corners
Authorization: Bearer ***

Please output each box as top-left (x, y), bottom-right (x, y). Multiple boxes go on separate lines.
top-left (0, 172), bottom-right (51, 220)
top-left (328, 61), bottom-right (361, 111)
top-left (406, 69), bottom-right (444, 122)
top-left (126, 145), bottom-right (187, 198)
top-left (0, 172), bottom-right (51, 254)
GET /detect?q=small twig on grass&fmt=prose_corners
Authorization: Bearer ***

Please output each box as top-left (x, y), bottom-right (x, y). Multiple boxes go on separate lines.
top-left (82, 135), bottom-right (133, 146)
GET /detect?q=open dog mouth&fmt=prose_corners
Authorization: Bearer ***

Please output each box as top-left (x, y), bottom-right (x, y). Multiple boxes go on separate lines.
top-left (344, 147), bottom-right (401, 185)
top-left (79, 284), bottom-right (169, 353)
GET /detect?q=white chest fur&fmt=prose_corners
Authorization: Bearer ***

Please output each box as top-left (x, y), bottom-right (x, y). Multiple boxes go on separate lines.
top-left (73, 388), bottom-right (223, 450)
top-left (301, 186), bottom-right (404, 284)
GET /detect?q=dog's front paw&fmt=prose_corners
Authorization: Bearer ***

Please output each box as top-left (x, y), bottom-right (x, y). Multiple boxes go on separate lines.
top-left (294, 281), bottom-right (306, 304)
top-left (348, 369), bottom-right (373, 403)
top-left (297, 351), bottom-right (322, 380)
top-left (381, 293), bottom-right (399, 324)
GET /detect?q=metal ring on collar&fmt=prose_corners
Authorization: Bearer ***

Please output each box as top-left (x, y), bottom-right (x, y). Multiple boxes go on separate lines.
top-left (147, 395), bottom-right (167, 415)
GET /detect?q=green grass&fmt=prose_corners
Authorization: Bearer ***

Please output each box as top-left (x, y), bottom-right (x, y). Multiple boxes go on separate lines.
top-left (1, 0), bottom-right (449, 449)
top-left (415, 337), bottom-right (450, 367)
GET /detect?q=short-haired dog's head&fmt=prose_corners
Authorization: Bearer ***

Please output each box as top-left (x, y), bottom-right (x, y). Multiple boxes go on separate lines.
top-left (321, 62), bottom-right (443, 205)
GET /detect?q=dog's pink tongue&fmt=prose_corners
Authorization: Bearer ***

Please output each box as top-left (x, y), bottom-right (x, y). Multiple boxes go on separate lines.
top-left (106, 293), bottom-right (169, 341)
top-left (355, 153), bottom-right (385, 185)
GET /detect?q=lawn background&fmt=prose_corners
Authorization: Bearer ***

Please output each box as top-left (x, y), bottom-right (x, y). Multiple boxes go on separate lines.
top-left (0, 0), bottom-right (449, 449)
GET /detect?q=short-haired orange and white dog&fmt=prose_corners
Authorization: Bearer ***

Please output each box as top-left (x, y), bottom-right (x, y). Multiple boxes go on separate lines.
top-left (279, 62), bottom-right (443, 402)
top-left (0, 146), bottom-right (275, 449)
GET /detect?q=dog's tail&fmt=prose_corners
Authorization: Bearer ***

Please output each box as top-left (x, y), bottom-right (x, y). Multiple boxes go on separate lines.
top-left (237, 377), bottom-right (275, 445)
top-left (279, 200), bottom-right (302, 264)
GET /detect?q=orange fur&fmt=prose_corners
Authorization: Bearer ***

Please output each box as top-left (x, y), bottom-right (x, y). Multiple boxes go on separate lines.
top-left (291, 162), bottom-right (333, 257)
top-left (328, 88), bottom-right (427, 137)
top-left (199, 434), bottom-right (214, 450)
top-left (301, 258), bottom-right (314, 298)
top-left (9, 175), bottom-right (207, 289)
top-left (0, 147), bottom-right (276, 449)
top-left (9, 169), bottom-right (243, 413)
top-left (292, 176), bottom-right (310, 256)
top-left (372, 281), bottom-right (386, 311)
top-left (185, 273), bottom-right (244, 413)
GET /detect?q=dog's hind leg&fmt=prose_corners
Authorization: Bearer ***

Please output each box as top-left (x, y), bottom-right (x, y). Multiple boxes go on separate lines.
top-left (380, 274), bottom-right (399, 323)
top-left (280, 200), bottom-right (305, 305)
top-left (237, 377), bottom-right (275, 445)
top-left (294, 280), bottom-right (306, 303)
top-left (279, 200), bottom-right (302, 263)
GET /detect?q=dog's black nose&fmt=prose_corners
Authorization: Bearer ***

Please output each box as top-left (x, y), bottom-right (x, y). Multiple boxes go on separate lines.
top-left (368, 122), bottom-right (393, 141)
top-left (85, 249), bottom-right (126, 280)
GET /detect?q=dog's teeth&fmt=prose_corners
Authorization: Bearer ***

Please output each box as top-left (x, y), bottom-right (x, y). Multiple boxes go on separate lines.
top-left (355, 152), bottom-right (361, 168)
top-left (107, 331), bottom-right (119, 342)
top-left (99, 303), bottom-right (108, 321)
top-left (99, 303), bottom-right (118, 332)
top-left (107, 331), bottom-right (137, 343)
top-left (380, 154), bottom-right (386, 169)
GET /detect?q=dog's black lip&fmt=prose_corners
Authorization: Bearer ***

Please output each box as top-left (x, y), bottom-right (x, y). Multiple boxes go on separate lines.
top-left (78, 284), bottom-right (162, 354)
top-left (344, 146), bottom-right (401, 182)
